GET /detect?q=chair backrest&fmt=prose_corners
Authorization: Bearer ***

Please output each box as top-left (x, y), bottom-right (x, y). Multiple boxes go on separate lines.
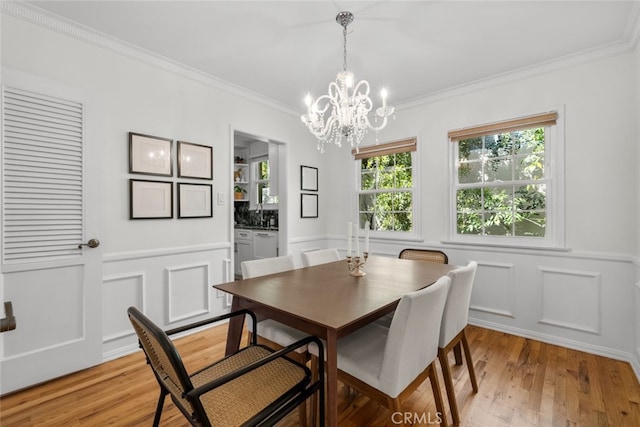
top-left (301, 248), bottom-right (341, 267)
top-left (439, 261), bottom-right (478, 347)
top-left (241, 254), bottom-right (296, 279)
top-left (378, 276), bottom-right (451, 397)
top-left (398, 248), bottom-right (448, 264)
top-left (127, 306), bottom-right (202, 418)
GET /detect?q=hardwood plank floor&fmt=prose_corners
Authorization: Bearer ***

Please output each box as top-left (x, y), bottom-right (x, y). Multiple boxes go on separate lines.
top-left (1, 324), bottom-right (639, 426)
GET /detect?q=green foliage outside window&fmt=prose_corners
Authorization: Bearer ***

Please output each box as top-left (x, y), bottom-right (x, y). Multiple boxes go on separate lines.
top-left (456, 127), bottom-right (546, 237)
top-left (359, 152), bottom-right (413, 232)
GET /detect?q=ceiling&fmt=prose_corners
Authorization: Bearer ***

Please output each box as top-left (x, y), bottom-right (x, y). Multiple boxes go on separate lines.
top-left (25, 1), bottom-right (640, 112)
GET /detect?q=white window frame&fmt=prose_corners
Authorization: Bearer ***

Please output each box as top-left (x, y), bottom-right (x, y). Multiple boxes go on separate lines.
top-left (354, 140), bottom-right (421, 240)
top-left (447, 108), bottom-right (565, 250)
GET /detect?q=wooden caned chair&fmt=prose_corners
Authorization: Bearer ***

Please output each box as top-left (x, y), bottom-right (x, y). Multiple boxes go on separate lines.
top-left (127, 306), bottom-right (324, 426)
top-left (398, 248), bottom-right (448, 264)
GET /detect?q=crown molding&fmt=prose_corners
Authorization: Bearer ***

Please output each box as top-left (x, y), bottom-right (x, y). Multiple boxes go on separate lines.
top-left (398, 0), bottom-right (640, 111)
top-left (1, 1), bottom-right (299, 117)
top-left (4, 1), bottom-right (640, 117)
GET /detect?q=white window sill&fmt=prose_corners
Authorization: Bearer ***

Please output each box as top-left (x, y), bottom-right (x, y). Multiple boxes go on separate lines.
top-left (440, 239), bottom-right (570, 252)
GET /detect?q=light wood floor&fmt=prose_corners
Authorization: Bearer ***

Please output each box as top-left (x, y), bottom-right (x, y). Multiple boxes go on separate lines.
top-left (2, 324), bottom-right (640, 426)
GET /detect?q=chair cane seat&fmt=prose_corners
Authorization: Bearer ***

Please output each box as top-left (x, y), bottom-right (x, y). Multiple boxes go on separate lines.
top-left (195, 346), bottom-right (308, 426)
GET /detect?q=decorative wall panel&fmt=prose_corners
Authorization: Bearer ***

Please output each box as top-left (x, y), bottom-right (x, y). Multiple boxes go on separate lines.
top-left (102, 272), bottom-right (144, 343)
top-left (539, 267), bottom-right (601, 334)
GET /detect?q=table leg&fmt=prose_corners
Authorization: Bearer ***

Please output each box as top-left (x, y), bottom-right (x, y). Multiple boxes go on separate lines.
top-left (225, 296), bottom-right (244, 356)
top-left (325, 330), bottom-right (338, 427)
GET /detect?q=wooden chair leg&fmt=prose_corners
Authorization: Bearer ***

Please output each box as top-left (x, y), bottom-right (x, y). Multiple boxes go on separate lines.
top-left (438, 347), bottom-right (460, 426)
top-left (453, 341), bottom-right (463, 365)
top-left (428, 362), bottom-right (446, 427)
top-left (461, 329), bottom-right (479, 392)
top-left (387, 396), bottom-right (403, 415)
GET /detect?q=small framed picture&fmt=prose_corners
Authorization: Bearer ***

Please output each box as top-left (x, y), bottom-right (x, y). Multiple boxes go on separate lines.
top-left (178, 183), bottom-right (213, 218)
top-left (129, 132), bottom-right (173, 176)
top-left (178, 141), bottom-right (213, 180)
top-left (301, 193), bottom-right (318, 218)
top-left (301, 165), bottom-right (318, 191)
top-left (130, 179), bottom-right (173, 219)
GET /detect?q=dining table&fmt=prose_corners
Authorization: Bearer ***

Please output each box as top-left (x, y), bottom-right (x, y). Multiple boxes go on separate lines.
top-left (213, 255), bottom-right (458, 427)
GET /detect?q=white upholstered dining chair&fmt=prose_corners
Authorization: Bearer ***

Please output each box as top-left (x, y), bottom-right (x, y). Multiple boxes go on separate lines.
top-left (310, 275), bottom-right (450, 424)
top-left (240, 254), bottom-right (312, 425)
top-left (301, 248), bottom-right (341, 267)
top-left (438, 261), bottom-right (479, 426)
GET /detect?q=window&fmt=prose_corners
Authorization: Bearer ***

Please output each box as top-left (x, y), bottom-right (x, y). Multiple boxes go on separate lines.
top-left (354, 138), bottom-right (417, 233)
top-left (449, 111), bottom-right (563, 247)
top-left (252, 157), bottom-right (278, 205)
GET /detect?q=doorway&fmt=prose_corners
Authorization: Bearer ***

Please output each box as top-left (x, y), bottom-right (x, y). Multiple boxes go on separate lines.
top-left (231, 130), bottom-right (287, 277)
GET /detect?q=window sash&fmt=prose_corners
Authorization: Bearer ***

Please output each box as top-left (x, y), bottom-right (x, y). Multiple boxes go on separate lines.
top-left (451, 114), bottom-right (559, 244)
top-left (356, 142), bottom-right (417, 234)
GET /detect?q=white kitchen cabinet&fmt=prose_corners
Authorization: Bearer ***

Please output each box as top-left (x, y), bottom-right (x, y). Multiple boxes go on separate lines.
top-left (234, 229), bottom-right (253, 277)
top-left (253, 231), bottom-right (278, 259)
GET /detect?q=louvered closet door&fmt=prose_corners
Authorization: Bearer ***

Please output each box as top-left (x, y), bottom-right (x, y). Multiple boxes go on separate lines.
top-left (0, 71), bottom-right (102, 394)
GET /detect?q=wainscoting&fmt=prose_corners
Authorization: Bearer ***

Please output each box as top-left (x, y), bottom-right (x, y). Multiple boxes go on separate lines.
top-left (101, 243), bottom-right (232, 360)
top-left (101, 236), bottom-right (640, 384)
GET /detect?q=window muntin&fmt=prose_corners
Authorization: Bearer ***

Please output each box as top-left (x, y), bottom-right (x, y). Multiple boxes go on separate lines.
top-left (455, 127), bottom-right (548, 238)
top-left (358, 151), bottom-right (414, 232)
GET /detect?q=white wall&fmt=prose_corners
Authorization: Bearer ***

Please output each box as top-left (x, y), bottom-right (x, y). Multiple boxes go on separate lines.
top-left (3, 5), bottom-right (640, 379)
top-left (321, 50), bottom-right (640, 369)
top-left (0, 10), bottom-right (323, 357)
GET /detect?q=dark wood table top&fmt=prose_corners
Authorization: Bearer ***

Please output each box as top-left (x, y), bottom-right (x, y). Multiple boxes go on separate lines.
top-left (214, 255), bottom-right (458, 335)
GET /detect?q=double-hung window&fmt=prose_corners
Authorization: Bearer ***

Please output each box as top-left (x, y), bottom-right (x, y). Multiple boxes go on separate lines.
top-left (251, 156), bottom-right (278, 205)
top-left (449, 111), bottom-right (563, 247)
top-left (354, 138), bottom-right (417, 234)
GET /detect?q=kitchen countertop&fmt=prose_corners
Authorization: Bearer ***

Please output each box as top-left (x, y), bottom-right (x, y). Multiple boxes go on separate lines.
top-left (234, 225), bottom-right (278, 231)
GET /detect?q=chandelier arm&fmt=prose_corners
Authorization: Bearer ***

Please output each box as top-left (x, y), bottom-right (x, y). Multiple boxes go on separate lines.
top-left (352, 80), bottom-right (371, 97)
top-left (366, 115), bottom-right (388, 133)
top-left (313, 94), bottom-right (333, 115)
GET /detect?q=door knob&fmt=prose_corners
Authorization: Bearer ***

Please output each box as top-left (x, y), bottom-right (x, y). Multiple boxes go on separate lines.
top-left (78, 238), bottom-right (100, 249)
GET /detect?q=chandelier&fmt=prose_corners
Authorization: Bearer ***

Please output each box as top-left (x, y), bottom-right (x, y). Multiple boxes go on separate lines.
top-left (300, 11), bottom-right (395, 153)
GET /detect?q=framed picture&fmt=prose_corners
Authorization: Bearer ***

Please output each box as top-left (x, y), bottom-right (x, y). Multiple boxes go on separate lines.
top-left (301, 165), bottom-right (318, 191)
top-left (130, 179), bottom-right (173, 219)
top-left (129, 132), bottom-right (173, 176)
top-left (301, 193), bottom-right (318, 218)
top-left (178, 183), bottom-right (212, 218)
top-left (178, 141), bottom-right (213, 180)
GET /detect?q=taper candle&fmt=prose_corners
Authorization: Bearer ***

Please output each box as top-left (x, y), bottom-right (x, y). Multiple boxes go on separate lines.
top-left (365, 221), bottom-right (370, 253)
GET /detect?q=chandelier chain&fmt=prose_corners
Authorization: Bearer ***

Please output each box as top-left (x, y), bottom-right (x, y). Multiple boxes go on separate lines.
top-left (343, 25), bottom-right (348, 72)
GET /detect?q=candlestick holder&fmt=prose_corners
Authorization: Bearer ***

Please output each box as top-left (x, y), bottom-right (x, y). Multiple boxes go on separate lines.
top-left (346, 252), bottom-right (368, 277)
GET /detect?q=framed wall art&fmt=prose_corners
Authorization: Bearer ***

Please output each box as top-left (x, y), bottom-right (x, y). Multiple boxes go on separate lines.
top-left (130, 179), bottom-right (173, 219)
top-left (301, 193), bottom-right (318, 218)
top-left (178, 183), bottom-right (213, 218)
top-left (301, 165), bottom-right (318, 191)
top-left (129, 132), bottom-right (173, 176)
top-left (178, 141), bottom-right (213, 180)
